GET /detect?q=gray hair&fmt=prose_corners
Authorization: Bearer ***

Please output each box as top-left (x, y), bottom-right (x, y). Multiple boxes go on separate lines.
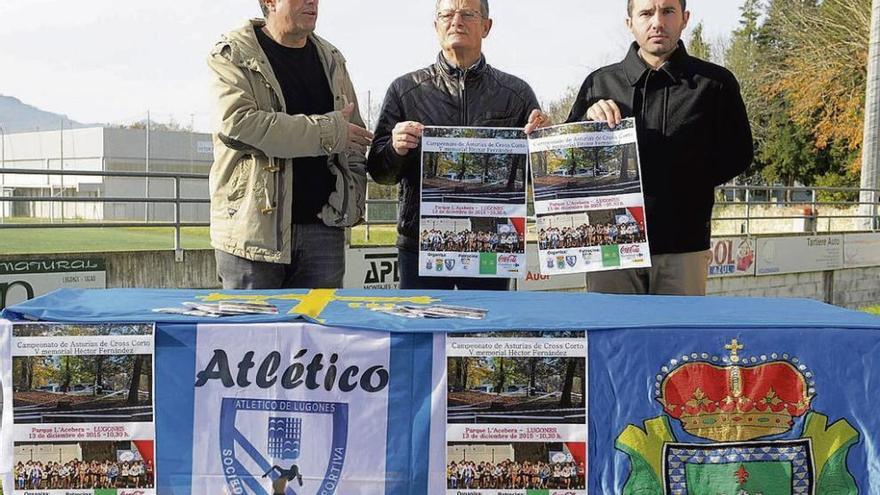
top-left (627, 0), bottom-right (686, 17)
top-left (436, 0), bottom-right (489, 18)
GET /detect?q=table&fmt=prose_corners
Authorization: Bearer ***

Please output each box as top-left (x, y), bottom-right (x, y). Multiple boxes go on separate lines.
top-left (2, 288), bottom-right (879, 494)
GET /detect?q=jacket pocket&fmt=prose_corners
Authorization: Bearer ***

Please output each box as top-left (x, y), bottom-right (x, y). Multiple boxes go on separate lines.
top-left (226, 155), bottom-right (253, 216)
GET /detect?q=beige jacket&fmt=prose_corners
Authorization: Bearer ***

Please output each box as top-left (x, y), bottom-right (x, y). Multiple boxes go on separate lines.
top-left (208, 19), bottom-right (367, 263)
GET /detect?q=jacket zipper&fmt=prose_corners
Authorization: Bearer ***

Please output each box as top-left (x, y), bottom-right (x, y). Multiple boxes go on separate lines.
top-left (459, 68), bottom-right (469, 125)
top-left (276, 157), bottom-right (284, 251)
top-left (252, 66), bottom-right (285, 252)
top-left (337, 89), bottom-right (350, 225)
top-left (318, 48), bottom-right (351, 226)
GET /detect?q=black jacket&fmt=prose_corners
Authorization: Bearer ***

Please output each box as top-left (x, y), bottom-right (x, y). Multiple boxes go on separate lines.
top-left (368, 53), bottom-right (540, 251)
top-left (568, 42), bottom-right (753, 255)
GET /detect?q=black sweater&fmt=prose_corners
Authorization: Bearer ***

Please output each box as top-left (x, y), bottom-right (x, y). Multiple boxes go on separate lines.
top-left (567, 42), bottom-right (753, 255)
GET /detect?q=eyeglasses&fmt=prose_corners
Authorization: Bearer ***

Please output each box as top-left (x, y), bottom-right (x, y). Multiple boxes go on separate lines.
top-left (436, 9), bottom-right (484, 23)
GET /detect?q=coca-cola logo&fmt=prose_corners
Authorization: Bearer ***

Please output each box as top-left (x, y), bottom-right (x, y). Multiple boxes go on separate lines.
top-left (620, 245), bottom-right (642, 255)
top-left (498, 255), bottom-right (518, 263)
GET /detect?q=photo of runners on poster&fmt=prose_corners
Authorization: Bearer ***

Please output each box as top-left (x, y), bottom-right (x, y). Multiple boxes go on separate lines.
top-left (2, 323), bottom-right (156, 494)
top-left (420, 127), bottom-right (529, 278)
top-left (446, 332), bottom-right (587, 494)
top-left (529, 119), bottom-right (651, 275)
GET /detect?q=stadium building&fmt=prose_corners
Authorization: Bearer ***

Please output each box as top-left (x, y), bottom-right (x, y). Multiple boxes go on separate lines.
top-left (0, 127), bottom-right (212, 222)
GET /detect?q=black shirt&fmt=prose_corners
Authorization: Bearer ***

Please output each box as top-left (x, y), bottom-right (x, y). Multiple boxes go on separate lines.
top-left (256, 28), bottom-right (335, 224)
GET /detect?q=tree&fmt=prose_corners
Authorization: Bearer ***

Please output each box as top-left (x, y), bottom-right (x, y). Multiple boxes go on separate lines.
top-left (119, 117), bottom-right (192, 132)
top-left (559, 359), bottom-right (578, 408)
top-left (127, 355), bottom-right (144, 405)
top-left (768, 0), bottom-right (869, 171)
top-left (494, 357), bottom-right (507, 394)
top-left (527, 358), bottom-right (538, 397)
top-left (687, 22), bottom-right (712, 61)
top-left (545, 86), bottom-right (579, 125)
top-left (506, 156), bottom-right (525, 191)
top-left (725, 0), bottom-right (765, 162)
top-left (719, 0), bottom-right (865, 189)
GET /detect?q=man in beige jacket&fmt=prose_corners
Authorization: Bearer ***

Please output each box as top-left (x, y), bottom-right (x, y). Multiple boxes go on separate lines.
top-left (208, 0), bottom-right (372, 289)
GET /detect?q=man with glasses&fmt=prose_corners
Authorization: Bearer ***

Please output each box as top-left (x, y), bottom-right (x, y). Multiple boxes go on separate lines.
top-left (368, 0), bottom-right (547, 290)
top-left (567, 0), bottom-right (753, 295)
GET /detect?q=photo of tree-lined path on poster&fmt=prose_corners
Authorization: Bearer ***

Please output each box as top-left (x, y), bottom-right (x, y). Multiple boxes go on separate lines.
top-left (528, 119), bottom-right (651, 275)
top-left (420, 127), bottom-right (529, 279)
top-left (531, 119), bottom-right (640, 201)
top-left (447, 355), bottom-right (585, 424)
top-left (422, 127), bottom-right (527, 206)
top-left (13, 354), bottom-right (153, 424)
top-left (11, 324), bottom-right (153, 424)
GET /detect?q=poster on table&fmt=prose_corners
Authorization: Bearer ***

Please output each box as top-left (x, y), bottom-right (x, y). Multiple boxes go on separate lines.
top-left (419, 127), bottom-right (529, 279)
top-left (443, 332), bottom-right (587, 494)
top-left (0, 322), bottom-right (156, 494)
top-left (529, 119), bottom-right (650, 275)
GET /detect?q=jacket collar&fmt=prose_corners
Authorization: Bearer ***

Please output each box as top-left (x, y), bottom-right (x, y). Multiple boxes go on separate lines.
top-left (622, 41), bottom-right (689, 86)
top-left (223, 19), bottom-right (336, 73)
top-left (436, 51), bottom-right (487, 79)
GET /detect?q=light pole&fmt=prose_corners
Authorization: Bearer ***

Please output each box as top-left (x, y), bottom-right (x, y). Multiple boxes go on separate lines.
top-left (0, 124), bottom-right (6, 220)
top-left (861, 0), bottom-right (880, 230)
top-left (145, 111), bottom-right (151, 223)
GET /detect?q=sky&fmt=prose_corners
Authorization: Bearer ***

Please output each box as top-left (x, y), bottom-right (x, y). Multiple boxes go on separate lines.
top-left (0, 0), bottom-right (745, 133)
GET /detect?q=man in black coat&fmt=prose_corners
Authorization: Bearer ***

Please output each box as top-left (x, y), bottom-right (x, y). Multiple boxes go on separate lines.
top-left (367, 0), bottom-right (546, 291)
top-left (567, 0), bottom-right (753, 295)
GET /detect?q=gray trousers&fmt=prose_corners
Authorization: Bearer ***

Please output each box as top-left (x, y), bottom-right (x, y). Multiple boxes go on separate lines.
top-left (215, 224), bottom-right (345, 289)
top-left (587, 250), bottom-right (711, 296)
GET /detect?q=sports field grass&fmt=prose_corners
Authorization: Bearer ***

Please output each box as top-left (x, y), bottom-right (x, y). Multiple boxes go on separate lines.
top-left (349, 224), bottom-right (398, 247)
top-left (0, 226), bottom-right (213, 254)
top-left (0, 223), bottom-right (398, 254)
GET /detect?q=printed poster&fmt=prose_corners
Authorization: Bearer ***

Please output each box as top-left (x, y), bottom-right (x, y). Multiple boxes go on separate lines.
top-left (420, 127), bottom-right (529, 279)
top-left (445, 332), bottom-right (587, 494)
top-left (529, 119), bottom-right (650, 275)
top-left (1, 323), bottom-right (156, 494)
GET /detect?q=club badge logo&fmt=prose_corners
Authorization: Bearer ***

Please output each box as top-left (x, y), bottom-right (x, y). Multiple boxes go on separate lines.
top-left (616, 340), bottom-right (859, 495)
top-left (546, 257), bottom-right (555, 270)
top-left (556, 255), bottom-right (566, 269)
top-left (219, 398), bottom-right (349, 495)
top-left (580, 249), bottom-right (595, 263)
top-left (566, 256), bottom-right (578, 267)
top-left (445, 259), bottom-right (456, 271)
top-left (435, 258), bottom-right (444, 272)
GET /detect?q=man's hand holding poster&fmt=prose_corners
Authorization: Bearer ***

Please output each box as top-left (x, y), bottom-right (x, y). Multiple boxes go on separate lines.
top-left (419, 127), bottom-right (529, 279)
top-left (529, 119), bottom-right (651, 275)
